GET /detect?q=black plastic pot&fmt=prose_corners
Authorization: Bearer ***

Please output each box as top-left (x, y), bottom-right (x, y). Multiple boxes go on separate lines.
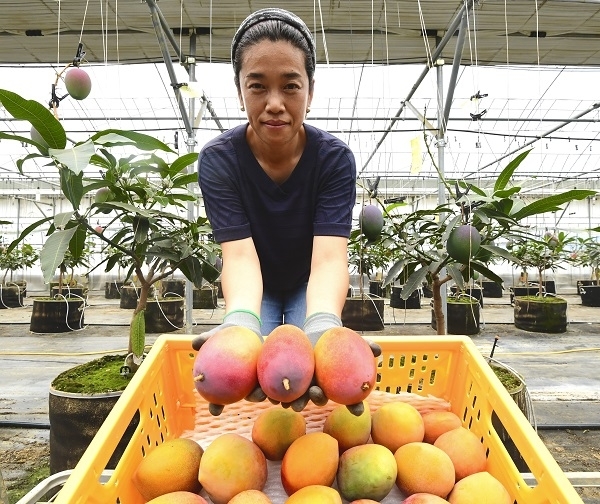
top-left (513, 297), bottom-right (568, 333)
top-left (342, 296), bottom-right (385, 331)
top-left (49, 388), bottom-right (139, 475)
top-left (579, 284), bottom-right (600, 307)
top-left (389, 286), bottom-right (421, 309)
top-left (104, 280), bottom-right (124, 299)
top-left (119, 286), bottom-right (140, 309)
top-left (369, 280), bottom-right (385, 298)
top-left (161, 279), bottom-right (185, 298)
top-left (51, 286), bottom-right (85, 298)
top-left (488, 361), bottom-right (532, 472)
top-left (0, 283), bottom-right (25, 308)
top-left (30, 298), bottom-right (85, 333)
top-left (193, 286), bottom-right (218, 309)
top-left (144, 298), bottom-right (184, 333)
top-left (481, 280), bottom-right (503, 298)
top-left (577, 279), bottom-right (599, 294)
top-left (431, 300), bottom-right (480, 335)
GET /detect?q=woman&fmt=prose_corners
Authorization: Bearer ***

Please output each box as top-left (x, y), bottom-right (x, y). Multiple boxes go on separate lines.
top-left (194, 8), bottom-right (356, 348)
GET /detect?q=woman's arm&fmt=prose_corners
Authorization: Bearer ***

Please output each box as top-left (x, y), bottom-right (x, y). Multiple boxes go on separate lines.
top-left (220, 237), bottom-right (263, 316)
top-left (306, 235), bottom-right (349, 318)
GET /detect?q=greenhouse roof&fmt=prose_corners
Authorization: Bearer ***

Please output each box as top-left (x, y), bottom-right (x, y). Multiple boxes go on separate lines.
top-left (1, 0), bottom-right (600, 66)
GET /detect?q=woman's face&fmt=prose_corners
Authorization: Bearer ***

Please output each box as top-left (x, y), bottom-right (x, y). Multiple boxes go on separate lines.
top-left (238, 39), bottom-right (314, 149)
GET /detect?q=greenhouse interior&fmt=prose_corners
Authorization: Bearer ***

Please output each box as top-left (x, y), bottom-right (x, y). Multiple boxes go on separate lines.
top-left (1, 1), bottom-right (600, 503)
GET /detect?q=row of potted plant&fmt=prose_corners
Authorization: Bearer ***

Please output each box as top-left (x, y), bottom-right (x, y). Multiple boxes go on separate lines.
top-left (345, 147), bottom-right (597, 335)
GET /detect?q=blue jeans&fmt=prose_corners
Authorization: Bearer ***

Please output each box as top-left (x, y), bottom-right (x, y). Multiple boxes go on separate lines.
top-left (260, 283), bottom-right (307, 336)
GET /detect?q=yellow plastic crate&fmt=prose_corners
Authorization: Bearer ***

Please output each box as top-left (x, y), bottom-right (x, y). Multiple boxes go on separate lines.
top-left (53, 334), bottom-right (583, 503)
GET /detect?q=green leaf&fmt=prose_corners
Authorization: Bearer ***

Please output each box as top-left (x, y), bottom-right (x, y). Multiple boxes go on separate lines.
top-left (493, 187), bottom-right (521, 199)
top-left (383, 258), bottom-right (407, 287)
top-left (180, 256), bottom-right (205, 288)
top-left (69, 225), bottom-right (87, 262)
top-left (0, 89), bottom-right (66, 149)
top-left (400, 267), bottom-right (428, 300)
top-left (53, 211), bottom-right (74, 229)
top-left (494, 149), bottom-right (531, 192)
top-left (7, 216), bottom-right (53, 253)
top-left (40, 227), bottom-right (78, 283)
top-left (512, 190), bottom-right (596, 221)
top-left (130, 310), bottom-right (146, 358)
top-left (481, 245), bottom-right (519, 264)
top-left (60, 169), bottom-right (84, 210)
top-left (173, 172), bottom-right (200, 188)
top-left (49, 139), bottom-right (95, 175)
top-left (169, 152), bottom-right (199, 177)
top-left (446, 263), bottom-right (465, 290)
top-left (469, 262), bottom-right (505, 284)
top-left (16, 153), bottom-right (46, 174)
top-left (92, 129), bottom-right (174, 153)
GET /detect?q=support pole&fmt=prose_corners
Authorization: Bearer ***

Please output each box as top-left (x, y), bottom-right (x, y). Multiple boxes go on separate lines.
top-left (360, 0), bottom-right (475, 175)
top-left (185, 32), bottom-right (198, 334)
top-left (436, 59), bottom-right (447, 335)
top-left (145, 0), bottom-right (194, 137)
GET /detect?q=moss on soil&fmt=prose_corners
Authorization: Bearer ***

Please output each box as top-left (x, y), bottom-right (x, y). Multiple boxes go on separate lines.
top-left (514, 295), bottom-right (566, 303)
top-left (51, 354), bottom-right (133, 394)
top-left (447, 297), bottom-right (479, 305)
top-left (492, 366), bottom-right (523, 394)
top-left (7, 463), bottom-right (50, 503)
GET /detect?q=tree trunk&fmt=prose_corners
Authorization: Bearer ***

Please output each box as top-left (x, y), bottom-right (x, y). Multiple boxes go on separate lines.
top-left (431, 275), bottom-right (446, 335)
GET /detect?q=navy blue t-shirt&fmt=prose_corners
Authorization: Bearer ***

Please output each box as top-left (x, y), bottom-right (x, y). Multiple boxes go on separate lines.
top-left (198, 123), bottom-right (356, 293)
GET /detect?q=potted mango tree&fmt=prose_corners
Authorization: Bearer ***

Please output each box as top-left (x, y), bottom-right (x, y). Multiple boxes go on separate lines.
top-left (381, 148), bottom-right (595, 336)
top-left (573, 233), bottom-right (600, 306)
top-left (343, 204), bottom-right (389, 331)
top-left (508, 231), bottom-right (574, 333)
top-left (0, 241), bottom-right (38, 308)
top-left (29, 241), bottom-right (92, 333)
top-left (0, 88), bottom-right (218, 475)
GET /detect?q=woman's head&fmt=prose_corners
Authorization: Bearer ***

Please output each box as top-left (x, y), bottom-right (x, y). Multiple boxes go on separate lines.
top-left (231, 8), bottom-right (316, 92)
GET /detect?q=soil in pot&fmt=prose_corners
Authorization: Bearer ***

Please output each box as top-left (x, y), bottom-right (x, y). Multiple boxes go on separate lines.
top-left (450, 286), bottom-right (484, 307)
top-left (49, 355), bottom-right (138, 475)
top-left (145, 297), bottom-right (184, 333)
top-left (0, 283), bottom-right (25, 308)
top-left (513, 296), bottom-right (568, 333)
top-left (30, 297), bottom-right (85, 333)
top-left (431, 299), bottom-right (480, 335)
top-left (341, 296), bottom-right (385, 331)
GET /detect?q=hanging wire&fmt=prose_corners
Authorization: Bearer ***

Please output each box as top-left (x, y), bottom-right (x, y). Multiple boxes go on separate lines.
top-left (56, 0), bottom-right (61, 67)
top-left (316, 0), bottom-right (330, 65)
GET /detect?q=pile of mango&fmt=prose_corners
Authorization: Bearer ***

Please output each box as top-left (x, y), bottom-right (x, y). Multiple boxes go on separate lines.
top-left (132, 400), bottom-right (511, 503)
top-left (130, 325), bottom-right (513, 503)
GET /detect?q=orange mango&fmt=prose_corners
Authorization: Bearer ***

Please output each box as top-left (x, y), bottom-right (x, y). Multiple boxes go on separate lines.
top-left (314, 327), bottom-right (376, 405)
top-left (132, 438), bottom-right (203, 502)
top-left (198, 433), bottom-right (267, 504)
top-left (281, 432), bottom-right (339, 496)
top-left (193, 326), bottom-right (261, 405)
top-left (252, 407), bottom-right (306, 461)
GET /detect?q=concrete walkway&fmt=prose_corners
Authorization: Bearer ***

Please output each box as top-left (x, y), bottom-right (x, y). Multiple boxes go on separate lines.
top-left (1, 288), bottom-right (599, 499)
